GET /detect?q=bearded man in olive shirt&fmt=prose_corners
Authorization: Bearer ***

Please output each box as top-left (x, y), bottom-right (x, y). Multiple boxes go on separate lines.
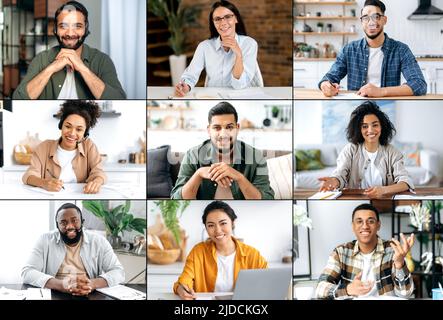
top-left (171, 102), bottom-right (274, 200)
top-left (13, 1), bottom-right (126, 100)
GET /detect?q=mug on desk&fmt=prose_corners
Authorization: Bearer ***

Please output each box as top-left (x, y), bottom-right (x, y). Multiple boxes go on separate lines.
top-left (432, 288), bottom-right (443, 300)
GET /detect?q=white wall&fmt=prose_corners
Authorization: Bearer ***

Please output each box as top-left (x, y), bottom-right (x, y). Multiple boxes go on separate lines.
top-left (78, 0), bottom-right (102, 50)
top-left (4, 101), bottom-right (146, 165)
top-left (148, 200), bottom-right (292, 263)
top-left (299, 200), bottom-right (418, 279)
top-left (0, 201), bottom-right (50, 283)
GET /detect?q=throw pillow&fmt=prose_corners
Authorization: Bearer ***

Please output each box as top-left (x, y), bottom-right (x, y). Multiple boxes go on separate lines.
top-left (147, 145), bottom-right (173, 198)
top-left (266, 153), bottom-right (292, 199)
top-left (295, 149), bottom-right (325, 171)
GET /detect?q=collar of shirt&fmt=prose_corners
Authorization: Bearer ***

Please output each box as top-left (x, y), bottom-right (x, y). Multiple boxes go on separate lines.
top-left (49, 138), bottom-right (86, 160)
top-left (362, 32), bottom-right (394, 55)
top-left (207, 236), bottom-right (247, 262)
top-left (214, 34), bottom-right (240, 52)
top-left (352, 237), bottom-right (385, 256)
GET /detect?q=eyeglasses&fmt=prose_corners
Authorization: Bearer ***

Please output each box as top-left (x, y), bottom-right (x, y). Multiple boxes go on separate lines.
top-left (213, 14), bottom-right (235, 24)
top-left (353, 218), bottom-right (378, 227)
top-left (360, 13), bottom-right (384, 23)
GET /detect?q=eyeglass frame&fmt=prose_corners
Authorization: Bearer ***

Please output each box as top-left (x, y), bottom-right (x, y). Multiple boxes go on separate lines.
top-left (360, 13), bottom-right (385, 23)
top-left (213, 13), bottom-right (235, 24)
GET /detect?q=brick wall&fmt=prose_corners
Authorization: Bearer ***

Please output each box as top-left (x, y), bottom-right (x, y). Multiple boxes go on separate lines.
top-left (182, 0), bottom-right (293, 86)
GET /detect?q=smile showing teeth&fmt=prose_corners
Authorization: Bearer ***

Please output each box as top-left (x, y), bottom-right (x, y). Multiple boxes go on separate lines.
top-left (215, 235), bottom-right (224, 240)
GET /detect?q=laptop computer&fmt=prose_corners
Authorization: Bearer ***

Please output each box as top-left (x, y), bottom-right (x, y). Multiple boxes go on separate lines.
top-left (215, 268), bottom-right (291, 300)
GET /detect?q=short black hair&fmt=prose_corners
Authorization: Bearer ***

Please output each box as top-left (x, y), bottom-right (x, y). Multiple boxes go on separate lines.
top-left (209, 1), bottom-right (247, 39)
top-left (202, 201), bottom-right (237, 224)
top-left (346, 100), bottom-right (396, 146)
top-left (352, 203), bottom-right (380, 221)
top-left (208, 101), bottom-right (238, 124)
top-left (57, 100), bottom-right (101, 137)
top-left (362, 0), bottom-right (386, 14)
top-left (55, 203), bottom-right (83, 224)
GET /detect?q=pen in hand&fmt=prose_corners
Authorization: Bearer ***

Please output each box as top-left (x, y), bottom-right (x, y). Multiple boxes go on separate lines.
top-left (46, 169), bottom-right (65, 190)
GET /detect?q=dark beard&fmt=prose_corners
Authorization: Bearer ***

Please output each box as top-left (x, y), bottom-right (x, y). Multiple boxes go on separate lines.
top-left (57, 34), bottom-right (86, 50)
top-left (59, 228), bottom-right (83, 245)
top-left (365, 29), bottom-right (383, 40)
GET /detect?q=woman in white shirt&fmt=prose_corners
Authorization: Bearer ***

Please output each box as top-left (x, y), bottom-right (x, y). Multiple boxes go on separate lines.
top-left (319, 101), bottom-right (413, 198)
top-left (174, 1), bottom-right (259, 97)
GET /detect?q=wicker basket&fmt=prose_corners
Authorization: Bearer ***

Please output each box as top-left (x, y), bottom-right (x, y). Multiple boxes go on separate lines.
top-left (14, 152), bottom-right (33, 165)
top-left (148, 248), bottom-right (181, 265)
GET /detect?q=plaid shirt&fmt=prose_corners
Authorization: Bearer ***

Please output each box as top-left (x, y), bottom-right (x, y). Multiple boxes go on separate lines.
top-left (319, 33), bottom-right (427, 96)
top-left (315, 238), bottom-right (414, 299)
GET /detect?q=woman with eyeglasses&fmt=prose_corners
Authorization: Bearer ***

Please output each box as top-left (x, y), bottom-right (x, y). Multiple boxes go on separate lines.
top-left (174, 1), bottom-right (260, 97)
top-left (173, 201), bottom-right (267, 300)
top-left (22, 100), bottom-right (106, 194)
top-left (318, 101), bottom-right (413, 198)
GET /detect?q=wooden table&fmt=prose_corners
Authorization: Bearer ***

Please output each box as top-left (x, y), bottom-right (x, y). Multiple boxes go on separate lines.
top-left (294, 88), bottom-right (443, 100)
top-left (294, 188), bottom-right (443, 200)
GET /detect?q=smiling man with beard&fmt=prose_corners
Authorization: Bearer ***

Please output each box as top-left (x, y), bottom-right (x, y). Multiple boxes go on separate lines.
top-left (315, 203), bottom-right (415, 300)
top-left (13, 1), bottom-right (126, 100)
top-left (22, 203), bottom-right (124, 296)
top-left (318, 0), bottom-right (426, 98)
top-left (171, 102), bottom-right (274, 200)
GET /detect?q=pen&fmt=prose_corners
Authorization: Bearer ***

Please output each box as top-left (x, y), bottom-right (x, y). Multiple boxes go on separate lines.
top-left (320, 192), bottom-right (334, 200)
top-left (40, 289), bottom-right (43, 298)
top-left (46, 169), bottom-right (65, 190)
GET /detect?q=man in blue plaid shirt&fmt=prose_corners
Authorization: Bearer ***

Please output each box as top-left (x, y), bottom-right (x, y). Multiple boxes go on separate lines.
top-left (319, 0), bottom-right (427, 98)
top-left (315, 203), bottom-right (415, 299)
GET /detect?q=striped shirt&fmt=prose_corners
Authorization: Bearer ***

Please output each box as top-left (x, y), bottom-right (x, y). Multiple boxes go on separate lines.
top-left (319, 33), bottom-right (427, 96)
top-left (315, 238), bottom-right (414, 299)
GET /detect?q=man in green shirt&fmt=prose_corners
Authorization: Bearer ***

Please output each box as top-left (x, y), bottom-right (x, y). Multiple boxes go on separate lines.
top-left (13, 1), bottom-right (126, 100)
top-left (171, 102), bottom-right (274, 200)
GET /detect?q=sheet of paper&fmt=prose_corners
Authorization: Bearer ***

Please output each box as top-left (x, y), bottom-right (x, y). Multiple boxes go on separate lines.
top-left (25, 288), bottom-right (51, 300)
top-left (194, 292), bottom-right (233, 300)
top-left (309, 191), bottom-right (342, 200)
top-left (193, 91), bottom-right (222, 99)
top-left (332, 93), bottom-right (366, 100)
top-left (96, 285), bottom-right (146, 300)
top-left (102, 183), bottom-right (142, 199)
top-left (223, 88), bottom-right (274, 99)
top-left (23, 183), bottom-right (85, 196)
top-left (0, 287), bottom-right (26, 300)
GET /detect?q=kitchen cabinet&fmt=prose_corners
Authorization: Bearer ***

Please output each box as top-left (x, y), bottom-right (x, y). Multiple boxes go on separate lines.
top-left (294, 60), bottom-right (347, 89)
top-left (403, 60), bottom-right (443, 94)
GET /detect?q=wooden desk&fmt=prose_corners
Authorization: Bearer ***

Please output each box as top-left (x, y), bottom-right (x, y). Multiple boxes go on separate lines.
top-left (2, 283), bottom-right (146, 300)
top-left (294, 88), bottom-right (443, 100)
top-left (294, 188), bottom-right (443, 200)
top-left (147, 86), bottom-right (293, 100)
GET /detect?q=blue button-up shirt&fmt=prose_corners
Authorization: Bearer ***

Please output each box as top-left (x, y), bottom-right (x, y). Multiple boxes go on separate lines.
top-left (181, 34), bottom-right (258, 89)
top-left (319, 33), bottom-right (427, 96)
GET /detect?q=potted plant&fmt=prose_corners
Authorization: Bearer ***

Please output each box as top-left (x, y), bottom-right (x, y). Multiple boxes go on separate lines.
top-left (317, 22), bottom-right (324, 33)
top-left (299, 44), bottom-right (312, 58)
top-left (82, 200), bottom-right (147, 249)
top-left (148, 0), bottom-right (200, 85)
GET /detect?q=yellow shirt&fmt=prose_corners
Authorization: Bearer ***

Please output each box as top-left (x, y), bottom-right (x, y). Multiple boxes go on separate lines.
top-left (173, 237), bottom-right (267, 293)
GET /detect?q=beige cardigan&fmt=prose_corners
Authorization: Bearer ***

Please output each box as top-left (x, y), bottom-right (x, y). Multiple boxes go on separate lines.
top-left (331, 143), bottom-right (414, 189)
top-left (23, 139), bottom-right (106, 184)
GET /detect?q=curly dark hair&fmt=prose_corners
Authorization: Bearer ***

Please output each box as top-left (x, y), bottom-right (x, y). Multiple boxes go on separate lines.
top-left (346, 100), bottom-right (396, 146)
top-left (57, 100), bottom-right (101, 137)
top-left (209, 1), bottom-right (247, 39)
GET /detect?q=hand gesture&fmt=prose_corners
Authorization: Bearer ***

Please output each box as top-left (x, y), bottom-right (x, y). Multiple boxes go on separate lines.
top-left (357, 83), bottom-right (385, 97)
top-left (174, 81), bottom-right (190, 97)
top-left (318, 177), bottom-right (339, 191)
top-left (221, 36), bottom-right (242, 57)
top-left (390, 233), bottom-right (415, 269)
top-left (208, 163), bottom-right (240, 183)
top-left (55, 49), bottom-right (87, 73)
top-left (43, 178), bottom-right (64, 192)
top-left (364, 186), bottom-right (386, 199)
top-left (346, 272), bottom-right (374, 296)
top-left (83, 179), bottom-right (103, 194)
